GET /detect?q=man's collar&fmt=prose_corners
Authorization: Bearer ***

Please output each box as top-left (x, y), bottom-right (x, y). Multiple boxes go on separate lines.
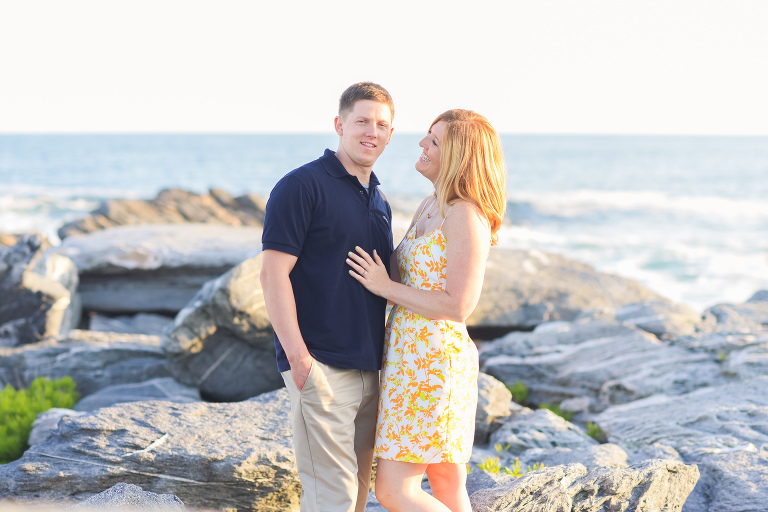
top-left (320, 149), bottom-right (350, 178)
top-left (321, 148), bottom-right (380, 187)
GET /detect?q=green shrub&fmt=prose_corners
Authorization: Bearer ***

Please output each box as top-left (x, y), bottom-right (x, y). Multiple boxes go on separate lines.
top-left (538, 402), bottom-right (575, 421)
top-left (506, 380), bottom-right (528, 405)
top-left (586, 422), bottom-right (608, 443)
top-left (0, 376), bottom-right (80, 464)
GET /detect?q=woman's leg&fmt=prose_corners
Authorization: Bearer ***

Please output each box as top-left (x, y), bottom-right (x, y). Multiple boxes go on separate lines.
top-left (426, 462), bottom-right (471, 512)
top-left (375, 459), bottom-right (452, 512)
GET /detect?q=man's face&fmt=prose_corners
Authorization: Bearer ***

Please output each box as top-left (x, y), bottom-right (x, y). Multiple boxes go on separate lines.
top-left (334, 100), bottom-right (394, 171)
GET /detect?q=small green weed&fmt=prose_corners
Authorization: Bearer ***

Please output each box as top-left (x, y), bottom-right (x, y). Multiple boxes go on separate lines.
top-left (538, 402), bottom-right (574, 421)
top-left (476, 456), bottom-right (544, 477)
top-left (0, 376), bottom-right (80, 464)
top-left (586, 422), bottom-right (608, 443)
top-left (717, 352), bottom-right (726, 362)
top-left (506, 380), bottom-right (528, 405)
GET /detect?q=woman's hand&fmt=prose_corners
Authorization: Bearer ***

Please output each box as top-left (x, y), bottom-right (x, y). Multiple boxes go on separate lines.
top-left (347, 246), bottom-right (392, 299)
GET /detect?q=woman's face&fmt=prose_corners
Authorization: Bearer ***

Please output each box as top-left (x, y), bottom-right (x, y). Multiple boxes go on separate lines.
top-left (415, 121), bottom-right (446, 184)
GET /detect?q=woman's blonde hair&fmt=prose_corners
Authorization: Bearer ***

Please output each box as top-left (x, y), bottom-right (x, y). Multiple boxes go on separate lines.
top-left (432, 109), bottom-right (506, 245)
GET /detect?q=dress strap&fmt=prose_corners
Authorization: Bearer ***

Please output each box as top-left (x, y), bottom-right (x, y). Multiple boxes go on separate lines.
top-left (439, 204), bottom-right (453, 227)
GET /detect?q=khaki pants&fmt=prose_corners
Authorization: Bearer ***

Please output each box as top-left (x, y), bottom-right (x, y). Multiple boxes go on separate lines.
top-left (282, 360), bottom-right (379, 512)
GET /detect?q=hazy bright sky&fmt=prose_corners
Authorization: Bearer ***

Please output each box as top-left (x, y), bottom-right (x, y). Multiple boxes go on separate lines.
top-left (1, 0), bottom-right (767, 134)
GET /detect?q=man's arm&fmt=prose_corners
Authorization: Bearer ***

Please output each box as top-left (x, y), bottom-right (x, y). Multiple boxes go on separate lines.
top-left (260, 249), bottom-right (314, 390)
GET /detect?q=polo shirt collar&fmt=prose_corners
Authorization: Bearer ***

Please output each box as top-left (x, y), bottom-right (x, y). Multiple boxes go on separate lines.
top-left (321, 148), bottom-right (381, 187)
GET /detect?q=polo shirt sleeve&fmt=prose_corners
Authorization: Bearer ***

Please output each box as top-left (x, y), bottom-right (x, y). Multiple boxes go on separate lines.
top-left (262, 175), bottom-right (313, 257)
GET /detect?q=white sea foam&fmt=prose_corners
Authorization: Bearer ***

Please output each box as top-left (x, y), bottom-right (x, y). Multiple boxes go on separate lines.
top-left (510, 190), bottom-right (768, 223)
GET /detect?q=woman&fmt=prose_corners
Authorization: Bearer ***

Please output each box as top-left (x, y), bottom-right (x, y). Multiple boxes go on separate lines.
top-left (346, 109), bottom-right (506, 512)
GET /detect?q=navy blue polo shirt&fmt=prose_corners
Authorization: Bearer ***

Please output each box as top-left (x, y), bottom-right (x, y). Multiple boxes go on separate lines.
top-left (262, 149), bottom-right (394, 372)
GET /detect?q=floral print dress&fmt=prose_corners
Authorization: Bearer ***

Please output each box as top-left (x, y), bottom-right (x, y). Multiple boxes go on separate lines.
top-left (374, 204), bottom-right (479, 464)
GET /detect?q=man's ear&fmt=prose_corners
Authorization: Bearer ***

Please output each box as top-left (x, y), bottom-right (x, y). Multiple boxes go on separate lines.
top-left (386, 126), bottom-right (394, 145)
top-left (334, 116), bottom-right (343, 136)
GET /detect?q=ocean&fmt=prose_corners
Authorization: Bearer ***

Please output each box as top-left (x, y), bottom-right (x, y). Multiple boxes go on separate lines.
top-left (1, 134), bottom-right (767, 311)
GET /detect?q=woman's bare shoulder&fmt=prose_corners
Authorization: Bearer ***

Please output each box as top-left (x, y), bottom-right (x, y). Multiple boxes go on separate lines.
top-left (446, 200), bottom-right (490, 230)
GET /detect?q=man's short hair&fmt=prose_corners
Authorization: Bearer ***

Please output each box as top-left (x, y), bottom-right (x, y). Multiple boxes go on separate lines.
top-left (339, 82), bottom-right (395, 121)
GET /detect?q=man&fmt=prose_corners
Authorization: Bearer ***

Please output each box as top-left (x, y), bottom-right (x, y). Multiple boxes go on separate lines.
top-left (260, 82), bottom-right (395, 512)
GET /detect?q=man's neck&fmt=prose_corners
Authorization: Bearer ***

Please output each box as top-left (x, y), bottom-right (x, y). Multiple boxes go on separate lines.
top-left (334, 147), bottom-right (372, 185)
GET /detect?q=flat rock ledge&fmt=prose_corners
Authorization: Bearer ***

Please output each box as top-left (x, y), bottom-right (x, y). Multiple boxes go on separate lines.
top-left (58, 188), bottom-right (267, 239)
top-left (0, 389), bottom-right (299, 512)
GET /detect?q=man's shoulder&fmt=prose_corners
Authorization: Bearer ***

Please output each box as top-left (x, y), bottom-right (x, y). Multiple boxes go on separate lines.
top-left (283, 151), bottom-right (335, 185)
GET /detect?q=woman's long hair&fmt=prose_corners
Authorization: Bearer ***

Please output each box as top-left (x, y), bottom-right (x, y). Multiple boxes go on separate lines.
top-left (432, 109), bottom-right (506, 245)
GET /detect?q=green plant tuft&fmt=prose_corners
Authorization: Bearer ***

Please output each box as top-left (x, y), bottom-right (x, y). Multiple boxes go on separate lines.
top-left (506, 380), bottom-right (528, 405)
top-left (475, 456), bottom-right (544, 477)
top-left (586, 422), bottom-right (608, 443)
top-left (538, 402), bottom-right (575, 421)
top-left (0, 376), bottom-right (80, 464)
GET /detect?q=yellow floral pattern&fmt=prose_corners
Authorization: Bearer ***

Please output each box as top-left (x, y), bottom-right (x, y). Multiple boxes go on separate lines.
top-left (374, 209), bottom-right (479, 464)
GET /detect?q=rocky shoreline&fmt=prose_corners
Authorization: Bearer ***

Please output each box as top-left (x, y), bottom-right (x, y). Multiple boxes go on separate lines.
top-left (1, 189), bottom-right (766, 511)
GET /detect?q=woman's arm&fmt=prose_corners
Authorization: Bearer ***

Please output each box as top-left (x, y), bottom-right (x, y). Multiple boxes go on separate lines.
top-left (347, 200), bottom-right (490, 323)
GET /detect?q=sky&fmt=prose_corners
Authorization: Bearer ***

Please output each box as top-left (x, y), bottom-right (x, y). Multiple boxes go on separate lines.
top-left (1, 0), bottom-right (767, 135)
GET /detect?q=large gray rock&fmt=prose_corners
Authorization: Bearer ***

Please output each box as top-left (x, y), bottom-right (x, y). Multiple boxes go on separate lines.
top-left (0, 234), bottom-right (81, 346)
top-left (0, 388), bottom-right (300, 512)
top-left (163, 252), bottom-right (281, 402)
top-left (480, 318), bottom-right (725, 411)
top-left (467, 248), bottom-right (665, 330)
top-left (475, 372), bottom-right (515, 444)
top-left (73, 377), bottom-right (201, 412)
top-left (596, 377), bottom-right (768, 512)
top-left (469, 459), bottom-right (698, 512)
top-left (64, 482), bottom-right (184, 510)
top-left (48, 224), bottom-right (262, 313)
top-left (748, 290), bottom-right (768, 303)
top-left (58, 188), bottom-right (266, 239)
top-left (0, 330), bottom-right (170, 397)
top-left (489, 409), bottom-right (598, 456)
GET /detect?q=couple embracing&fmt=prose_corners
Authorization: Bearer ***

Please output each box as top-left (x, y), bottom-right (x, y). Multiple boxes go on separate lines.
top-left (260, 82), bottom-right (506, 512)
